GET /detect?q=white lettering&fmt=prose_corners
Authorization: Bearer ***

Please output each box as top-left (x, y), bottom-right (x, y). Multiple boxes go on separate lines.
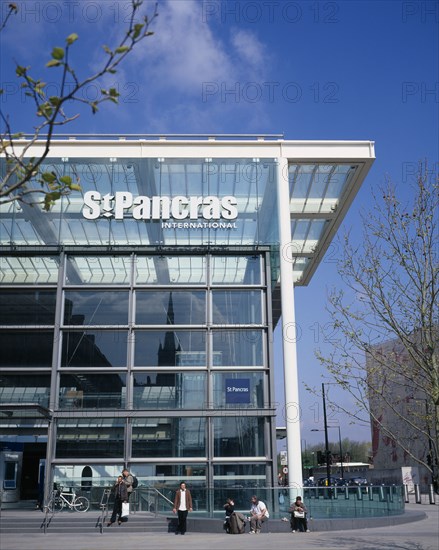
top-left (81, 193), bottom-right (239, 221)
top-left (82, 191), bottom-right (101, 219)
top-left (221, 196), bottom-right (238, 219)
top-left (171, 196), bottom-right (189, 220)
top-left (114, 192), bottom-right (133, 219)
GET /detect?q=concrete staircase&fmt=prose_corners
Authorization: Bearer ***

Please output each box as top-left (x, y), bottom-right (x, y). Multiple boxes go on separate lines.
top-left (0, 510), bottom-right (172, 535)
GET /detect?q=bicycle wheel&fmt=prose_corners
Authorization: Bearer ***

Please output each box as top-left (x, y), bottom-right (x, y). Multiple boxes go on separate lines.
top-left (47, 497), bottom-right (64, 512)
top-left (73, 496), bottom-right (89, 512)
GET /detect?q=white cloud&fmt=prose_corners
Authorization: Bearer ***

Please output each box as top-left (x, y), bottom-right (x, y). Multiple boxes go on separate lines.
top-left (133, 0), bottom-right (269, 94)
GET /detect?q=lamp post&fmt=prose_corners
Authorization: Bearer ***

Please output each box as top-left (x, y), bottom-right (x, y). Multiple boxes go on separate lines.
top-left (322, 383), bottom-right (331, 488)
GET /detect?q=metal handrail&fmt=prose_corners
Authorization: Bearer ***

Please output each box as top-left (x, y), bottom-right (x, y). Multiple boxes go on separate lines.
top-left (40, 490), bottom-right (56, 534)
top-left (97, 488), bottom-right (111, 534)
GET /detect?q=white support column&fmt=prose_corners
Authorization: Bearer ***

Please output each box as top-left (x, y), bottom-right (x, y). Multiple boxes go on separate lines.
top-left (276, 156), bottom-right (303, 492)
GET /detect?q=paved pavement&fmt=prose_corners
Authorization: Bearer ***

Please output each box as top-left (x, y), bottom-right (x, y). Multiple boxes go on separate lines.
top-left (1, 504), bottom-right (438, 550)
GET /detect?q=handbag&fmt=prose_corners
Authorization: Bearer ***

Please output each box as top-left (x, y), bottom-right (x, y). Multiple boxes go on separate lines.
top-left (293, 510), bottom-right (305, 518)
top-left (121, 502), bottom-right (130, 517)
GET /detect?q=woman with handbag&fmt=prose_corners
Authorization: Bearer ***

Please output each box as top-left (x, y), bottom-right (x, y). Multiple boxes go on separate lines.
top-left (289, 496), bottom-right (310, 532)
top-left (107, 476), bottom-right (129, 526)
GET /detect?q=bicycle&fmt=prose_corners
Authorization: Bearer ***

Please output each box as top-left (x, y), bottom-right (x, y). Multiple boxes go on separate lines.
top-left (48, 487), bottom-right (90, 512)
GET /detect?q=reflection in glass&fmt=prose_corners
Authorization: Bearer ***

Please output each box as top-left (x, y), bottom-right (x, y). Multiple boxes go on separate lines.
top-left (136, 291), bottom-right (205, 325)
top-left (61, 330), bottom-right (128, 368)
top-left (56, 418), bottom-right (125, 458)
top-left (0, 331), bottom-right (53, 369)
top-left (0, 374), bottom-right (50, 406)
top-left (211, 256), bottom-right (261, 284)
top-left (0, 256), bottom-right (59, 284)
top-left (0, 290), bottom-right (56, 325)
top-left (59, 373), bottom-right (126, 409)
top-left (65, 256), bottom-right (131, 285)
top-left (136, 256), bottom-right (206, 285)
top-left (132, 417), bottom-right (205, 458)
top-left (213, 463), bottom-right (266, 487)
top-left (212, 291), bottom-right (262, 325)
top-left (133, 373), bottom-right (206, 409)
top-left (212, 330), bottom-right (263, 366)
top-left (134, 331), bottom-right (206, 367)
top-left (64, 291), bottom-right (129, 325)
top-left (213, 417), bottom-right (265, 457)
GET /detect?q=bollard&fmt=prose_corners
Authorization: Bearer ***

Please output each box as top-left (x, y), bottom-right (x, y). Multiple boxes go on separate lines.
top-left (344, 486), bottom-right (349, 500)
top-left (428, 484), bottom-right (436, 505)
top-left (414, 484), bottom-right (421, 504)
top-left (404, 484), bottom-right (409, 503)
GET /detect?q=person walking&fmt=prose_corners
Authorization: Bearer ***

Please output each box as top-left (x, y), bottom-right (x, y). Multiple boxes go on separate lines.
top-left (289, 495), bottom-right (310, 532)
top-left (172, 481), bottom-right (193, 535)
top-left (248, 495), bottom-right (269, 534)
top-left (107, 476), bottom-right (128, 526)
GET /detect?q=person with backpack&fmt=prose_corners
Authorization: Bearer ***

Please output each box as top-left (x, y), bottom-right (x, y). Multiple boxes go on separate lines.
top-left (122, 469), bottom-right (138, 500)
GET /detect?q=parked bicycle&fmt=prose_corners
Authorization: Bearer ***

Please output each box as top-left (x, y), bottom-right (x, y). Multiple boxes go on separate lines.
top-left (48, 486), bottom-right (90, 512)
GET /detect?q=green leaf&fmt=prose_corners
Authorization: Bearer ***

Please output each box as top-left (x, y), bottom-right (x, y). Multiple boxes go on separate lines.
top-left (115, 46), bottom-right (129, 54)
top-left (109, 87), bottom-right (119, 97)
top-left (59, 175), bottom-right (72, 186)
top-left (46, 59), bottom-right (61, 68)
top-left (49, 96), bottom-right (61, 106)
top-left (16, 65), bottom-right (27, 77)
top-left (69, 183), bottom-right (82, 192)
top-left (41, 172), bottom-right (57, 183)
top-left (66, 33), bottom-right (78, 45)
top-left (132, 23), bottom-right (144, 39)
top-left (103, 45), bottom-right (112, 54)
top-left (51, 47), bottom-right (65, 60)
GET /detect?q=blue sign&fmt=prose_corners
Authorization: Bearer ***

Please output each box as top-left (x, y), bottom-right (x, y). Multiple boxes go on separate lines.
top-left (225, 379), bottom-right (250, 404)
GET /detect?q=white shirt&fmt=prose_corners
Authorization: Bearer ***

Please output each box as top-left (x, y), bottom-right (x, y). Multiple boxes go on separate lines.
top-left (179, 490), bottom-right (187, 511)
top-left (250, 500), bottom-right (269, 518)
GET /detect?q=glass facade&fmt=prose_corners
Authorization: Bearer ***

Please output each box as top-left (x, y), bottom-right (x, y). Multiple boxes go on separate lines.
top-left (0, 250), bottom-right (273, 495)
top-left (0, 139), bottom-right (375, 512)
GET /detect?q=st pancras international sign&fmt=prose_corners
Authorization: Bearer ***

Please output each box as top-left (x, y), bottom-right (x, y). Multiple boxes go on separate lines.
top-left (82, 191), bottom-right (239, 229)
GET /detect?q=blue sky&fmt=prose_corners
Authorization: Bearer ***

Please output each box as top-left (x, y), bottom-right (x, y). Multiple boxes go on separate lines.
top-left (1, 0), bottom-right (438, 445)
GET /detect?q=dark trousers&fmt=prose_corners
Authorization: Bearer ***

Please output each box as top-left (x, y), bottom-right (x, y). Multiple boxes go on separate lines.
top-left (177, 509), bottom-right (188, 533)
top-left (291, 514), bottom-right (308, 531)
top-left (110, 497), bottom-right (128, 524)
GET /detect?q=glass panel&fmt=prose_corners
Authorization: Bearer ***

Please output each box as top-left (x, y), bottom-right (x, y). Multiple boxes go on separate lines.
top-left (0, 256), bottom-right (59, 284)
top-left (0, 290), bottom-right (56, 325)
top-left (65, 256), bottom-right (131, 285)
top-left (56, 418), bottom-right (125, 458)
top-left (61, 330), bottom-right (128, 368)
top-left (133, 372), bottom-right (206, 409)
top-left (212, 290), bottom-right (262, 325)
top-left (59, 373), bottom-right (126, 409)
top-left (0, 331), bottom-right (53, 369)
top-left (136, 291), bottom-right (205, 325)
top-left (64, 291), bottom-right (129, 325)
top-left (213, 463), bottom-right (266, 488)
top-left (132, 417), bottom-right (205, 458)
top-left (212, 372), bottom-right (264, 408)
top-left (0, 374), bottom-right (50, 406)
top-left (212, 330), bottom-right (263, 367)
top-left (134, 331), bottom-right (206, 367)
top-left (213, 417), bottom-right (265, 457)
top-left (135, 256), bottom-right (206, 285)
top-left (211, 256), bottom-right (261, 284)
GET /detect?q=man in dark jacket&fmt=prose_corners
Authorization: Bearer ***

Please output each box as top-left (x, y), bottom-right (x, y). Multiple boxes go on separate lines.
top-left (172, 482), bottom-right (193, 535)
top-left (107, 476), bottom-right (128, 526)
